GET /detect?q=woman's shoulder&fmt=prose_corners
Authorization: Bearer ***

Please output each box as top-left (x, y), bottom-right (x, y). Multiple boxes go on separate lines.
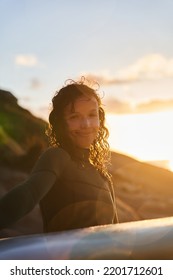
top-left (45, 146), bottom-right (70, 155)
top-left (31, 146), bottom-right (71, 176)
top-left (41, 146), bottom-right (71, 162)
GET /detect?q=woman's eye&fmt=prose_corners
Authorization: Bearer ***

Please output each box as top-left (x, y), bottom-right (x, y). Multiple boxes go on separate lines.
top-left (70, 115), bottom-right (78, 120)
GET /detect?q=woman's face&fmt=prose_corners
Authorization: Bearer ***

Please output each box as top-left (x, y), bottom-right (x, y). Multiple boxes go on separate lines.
top-left (64, 96), bottom-right (100, 148)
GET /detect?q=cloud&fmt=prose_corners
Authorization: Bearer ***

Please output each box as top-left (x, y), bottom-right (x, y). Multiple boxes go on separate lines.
top-left (82, 54), bottom-right (173, 85)
top-left (29, 78), bottom-right (43, 90)
top-left (82, 73), bottom-right (133, 85)
top-left (104, 98), bottom-right (173, 114)
top-left (135, 99), bottom-right (173, 113)
top-left (15, 54), bottom-right (38, 67)
top-left (104, 98), bottom-right (133, 114)
top-left (118, 54), bottom-right (173, 81)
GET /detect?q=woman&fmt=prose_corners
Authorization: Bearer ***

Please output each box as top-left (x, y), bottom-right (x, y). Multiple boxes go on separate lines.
top-left (0, 79), bottom-right (118, 233)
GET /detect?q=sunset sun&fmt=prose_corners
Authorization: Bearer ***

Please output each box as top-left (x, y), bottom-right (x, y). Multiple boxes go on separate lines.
top-left (169, 160), bottom-right (173, 172)
top-left (106, 111), bottom-right (173, 172)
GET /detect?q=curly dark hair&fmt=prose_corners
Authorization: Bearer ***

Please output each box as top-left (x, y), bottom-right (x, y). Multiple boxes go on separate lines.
top-left (46, 78), bottom-right (112, 183)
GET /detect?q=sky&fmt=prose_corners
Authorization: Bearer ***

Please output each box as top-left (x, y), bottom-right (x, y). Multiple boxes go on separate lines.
top-left (1, 0), bottom-right (173, 167)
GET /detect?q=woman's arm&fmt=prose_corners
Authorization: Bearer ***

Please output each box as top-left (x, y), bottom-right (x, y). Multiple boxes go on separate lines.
top-left (0, 147), bottom-right (70, 229)
top-left (0, 171), bottom-right (56, 229)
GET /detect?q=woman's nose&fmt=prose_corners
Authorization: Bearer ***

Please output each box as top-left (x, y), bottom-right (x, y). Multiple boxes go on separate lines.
top-left (80, 117), bottom-right (90, 128)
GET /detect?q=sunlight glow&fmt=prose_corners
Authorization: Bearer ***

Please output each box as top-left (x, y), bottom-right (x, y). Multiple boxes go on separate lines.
top-left (169, 160), bottom-right (173, 172)
top-left (106, 111), bottom-right (173, 171)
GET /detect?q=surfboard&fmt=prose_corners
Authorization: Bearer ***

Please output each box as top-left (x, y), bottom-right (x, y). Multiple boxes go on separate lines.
top-left (0, 216), bottom-right (173, 259)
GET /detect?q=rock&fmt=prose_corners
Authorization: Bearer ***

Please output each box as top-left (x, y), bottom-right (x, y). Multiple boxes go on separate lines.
top-left (0, 89), bottom-right (18, 105)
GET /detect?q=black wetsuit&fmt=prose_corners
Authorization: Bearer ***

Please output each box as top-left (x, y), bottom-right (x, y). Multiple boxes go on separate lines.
top-left (0, 147), bottom-right (118, 232)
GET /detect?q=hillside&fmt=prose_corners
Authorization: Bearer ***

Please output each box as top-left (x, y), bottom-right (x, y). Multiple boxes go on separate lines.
top-left (0, 89), bottom-right (47, 147)
top-left (111, 152), bottom-right (173, 222)
top-left (0, 89), bottom-right (48, 170)
top-left (0, 89), bottom-right (173, 237)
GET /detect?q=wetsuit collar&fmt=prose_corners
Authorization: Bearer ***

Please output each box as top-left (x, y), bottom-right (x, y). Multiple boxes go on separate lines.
top-left (73, 147), bottom-right (90, 162)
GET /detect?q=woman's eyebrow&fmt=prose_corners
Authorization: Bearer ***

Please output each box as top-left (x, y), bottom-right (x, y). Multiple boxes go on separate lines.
top-left (65, 111), bottom-right (79, 117)
top-left (65, 108), bottom-right (98, 116)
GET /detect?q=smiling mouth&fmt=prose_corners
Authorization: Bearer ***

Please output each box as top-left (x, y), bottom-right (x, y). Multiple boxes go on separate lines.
top-left (76, 132), bottom-right (93, 137)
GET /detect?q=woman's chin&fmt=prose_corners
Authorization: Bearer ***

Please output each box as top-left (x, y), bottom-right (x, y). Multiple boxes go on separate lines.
top-left (75, 143), bottom-right (91, 149)
top-left (70, 137), bottom-right (94, 149)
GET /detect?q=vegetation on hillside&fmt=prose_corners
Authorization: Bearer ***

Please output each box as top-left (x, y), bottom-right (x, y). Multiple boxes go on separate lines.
top-left (0, 89), bottom-right (48, 170)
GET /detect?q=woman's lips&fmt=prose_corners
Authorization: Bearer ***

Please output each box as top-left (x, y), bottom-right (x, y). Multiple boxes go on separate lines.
top-left (76, 132), bottom-right (93, 137)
